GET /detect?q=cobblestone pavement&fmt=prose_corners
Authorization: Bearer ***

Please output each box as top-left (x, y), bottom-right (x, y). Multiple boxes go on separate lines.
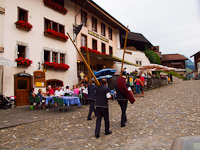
top-left (0, 80), bottom-right (199, 150)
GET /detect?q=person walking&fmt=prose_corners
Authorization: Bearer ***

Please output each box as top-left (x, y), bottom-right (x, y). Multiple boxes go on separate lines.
top-left (134, 76), bottom-right (144, 97)
top-left (95, 79), bottom-right (112, 138)
top-left (139, 74), bottom-right (145, 97)
top-left (115, 76), bottom-right (132, 127)
top-left (87, 80), bottom-right (97, 120)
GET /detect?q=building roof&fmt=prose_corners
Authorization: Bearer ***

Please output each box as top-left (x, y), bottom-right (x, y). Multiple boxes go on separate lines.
top-left (122, 32), bottom-right (152, 44)
top-left (190, 51), bottom-right (200, 58)
top-left (72, 0), bottom-right (127, 31)
top-left (162, 54), bottom-right (188, 61)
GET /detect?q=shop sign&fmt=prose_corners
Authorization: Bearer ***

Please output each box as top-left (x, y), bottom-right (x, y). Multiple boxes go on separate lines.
top-left (34, 71), bottom-right (45, 87)
top-left (18, 73), bottom-right (31, 77)
top-left (88, 30), bottom-right (109, 43)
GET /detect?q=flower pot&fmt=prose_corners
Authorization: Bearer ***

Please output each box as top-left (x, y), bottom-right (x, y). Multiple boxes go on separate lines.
top-left (15, 24), bottom-right (31, 31)
top-left (44, 32), bottom-right (67, 42)
top-left (44, 2), bottom-right (68, 15)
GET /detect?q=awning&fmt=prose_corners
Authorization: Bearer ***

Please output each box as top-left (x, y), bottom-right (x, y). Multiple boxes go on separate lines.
top-left (0, 57), bottom-right (17, 66)
top-left (81, 51), bottom-right (140, 67)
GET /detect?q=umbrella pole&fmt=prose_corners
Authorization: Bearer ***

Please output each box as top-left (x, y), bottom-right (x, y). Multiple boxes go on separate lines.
top-left (120, 26), bottom-right (129, 77)
top-left (86, 42), bottom-right (92, 85)
top-left (67, 32), bottom-right (100, 86)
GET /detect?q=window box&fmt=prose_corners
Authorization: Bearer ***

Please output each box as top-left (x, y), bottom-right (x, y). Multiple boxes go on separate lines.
top-left (80, 46), bottom-right (109, 55)
top-left (15, 20), bottom-right (33, 31)
top-left (44, 29), bottom-right (68, 42)
top-left (43, 0), bottom-right (68, 15)
top-left (15, 57), bottom-right (32, 67)
top-left (43, 62), bottom-right (70, 71)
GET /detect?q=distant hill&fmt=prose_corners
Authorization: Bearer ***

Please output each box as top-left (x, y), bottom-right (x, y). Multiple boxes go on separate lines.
top-left (185, 58), bottom-right (194, 71)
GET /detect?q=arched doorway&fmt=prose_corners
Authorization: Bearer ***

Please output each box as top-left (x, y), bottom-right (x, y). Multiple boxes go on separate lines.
top-left (14, 73), bottom-right (33, 106)
top-left (46, 79), bottom-right (63, 91)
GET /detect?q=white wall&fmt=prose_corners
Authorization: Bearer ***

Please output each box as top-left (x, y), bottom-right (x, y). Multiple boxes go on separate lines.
top-left (115, 49), bottom-right (151, 73)
top-left (1, 0), bottom-right (78, 96)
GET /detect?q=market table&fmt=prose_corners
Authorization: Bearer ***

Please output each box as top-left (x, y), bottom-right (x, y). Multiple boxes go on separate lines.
top-left (45, 96), bottom-right (81, 107)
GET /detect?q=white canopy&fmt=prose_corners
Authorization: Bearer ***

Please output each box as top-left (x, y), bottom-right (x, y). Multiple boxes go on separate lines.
top-left (0, 57), bottom-right (17, 66)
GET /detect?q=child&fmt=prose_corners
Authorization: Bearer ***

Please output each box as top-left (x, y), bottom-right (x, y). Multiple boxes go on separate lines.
top-left (37, 89), bottom-right (46, 109)
top-left (134, 76), bottom-right (144, 97)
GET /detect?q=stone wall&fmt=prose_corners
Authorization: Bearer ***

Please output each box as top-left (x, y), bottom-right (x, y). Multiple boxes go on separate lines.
top-left (108, 75), bottom-right (169, 93)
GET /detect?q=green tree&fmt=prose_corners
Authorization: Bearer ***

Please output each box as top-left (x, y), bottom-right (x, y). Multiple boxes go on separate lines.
top-left (144, 50), bottom-right (161, 64)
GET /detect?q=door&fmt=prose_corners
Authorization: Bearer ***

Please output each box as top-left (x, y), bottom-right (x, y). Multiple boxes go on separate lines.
top-left (15, 76), bottom-right (31, 106)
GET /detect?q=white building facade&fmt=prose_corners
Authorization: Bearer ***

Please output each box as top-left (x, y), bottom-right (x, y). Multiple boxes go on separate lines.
top-left (0, 0), bottom-right (78, 106)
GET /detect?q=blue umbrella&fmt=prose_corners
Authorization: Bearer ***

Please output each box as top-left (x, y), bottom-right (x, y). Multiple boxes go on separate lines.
top-left (94, 68), bottom-right (116, 77)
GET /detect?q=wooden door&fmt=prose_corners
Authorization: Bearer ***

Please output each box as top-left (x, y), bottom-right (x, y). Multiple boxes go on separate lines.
top-left (15, 76), bottom-right (31, 106)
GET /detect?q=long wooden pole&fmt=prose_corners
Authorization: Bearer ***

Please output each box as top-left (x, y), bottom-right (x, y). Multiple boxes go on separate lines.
top-left (67, 32), bottom-right (100, 86)
top-left (86, 42), bottom-right (92, 84)
top-left (120, 26), bottom-right (129, 77)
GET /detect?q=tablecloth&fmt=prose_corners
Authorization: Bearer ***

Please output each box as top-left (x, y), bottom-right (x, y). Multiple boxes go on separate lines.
top-left (45, 96), bottom-right (81, 107)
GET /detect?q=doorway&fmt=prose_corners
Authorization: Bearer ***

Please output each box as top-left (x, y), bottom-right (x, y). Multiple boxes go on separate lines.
top-left (14, 74), bottom-right (32, 106)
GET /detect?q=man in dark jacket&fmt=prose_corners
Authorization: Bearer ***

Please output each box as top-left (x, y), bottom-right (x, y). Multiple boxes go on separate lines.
top-left (87, 80), bottom-right (97, 120)
top-left (115, 76), bottom-right (132, 127)
top-left (95, 79), bottom-right (112, 138)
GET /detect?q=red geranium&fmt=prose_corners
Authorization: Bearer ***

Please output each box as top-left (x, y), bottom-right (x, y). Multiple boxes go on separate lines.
top-left (15, 57), bottom-right (32, 66)
top-left (43, 61), bottom-right (70, 70)
top-left (43, 0), bottom-right (68, 14)
top-left (15, 20), bottom-right (33, 30)
top-left (80, 46), bottom-right (109, 55)
top-left (46, 29), bottom-right (68, 40)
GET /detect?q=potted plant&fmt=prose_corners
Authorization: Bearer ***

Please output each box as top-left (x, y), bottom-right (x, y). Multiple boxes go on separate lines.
top-left (43, 62), bottom-right (70, 71)
top-left (44, 29), bottom-right (68, 42)
top-left (15, 20), bottom-right (33, 31)
top-left (43, 0), bottom-right (68, 15)
top-left (15, 57), bottom-right (32, 67)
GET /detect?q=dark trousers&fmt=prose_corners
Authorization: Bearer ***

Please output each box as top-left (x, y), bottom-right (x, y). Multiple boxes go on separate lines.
top-left (117, 100), bottom-right (128, 126)
top-left (95, 107), bottom-right (110, 136)
top-left (87, 100), bottom-right (96, 119)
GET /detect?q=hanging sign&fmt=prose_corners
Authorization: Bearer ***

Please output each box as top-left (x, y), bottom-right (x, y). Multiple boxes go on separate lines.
top-left (34, 71), bottom-right (45, 87)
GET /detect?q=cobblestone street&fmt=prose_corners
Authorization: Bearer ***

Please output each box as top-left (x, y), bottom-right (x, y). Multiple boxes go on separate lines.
top-left (0, 80), bottom-right (200, 150)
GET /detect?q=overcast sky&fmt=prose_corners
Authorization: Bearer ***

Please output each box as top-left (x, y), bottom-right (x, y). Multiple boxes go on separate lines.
top-left (93, 0), bottom-right (200, 61)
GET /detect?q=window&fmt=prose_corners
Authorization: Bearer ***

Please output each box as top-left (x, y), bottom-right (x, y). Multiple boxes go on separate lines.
top-left (60, 54), bottom-right (65, 64)
top-left (101, 23), bottom-right (105, 36)
top-left (51, 0), bottom-right (64, 7)
top-left (18, 79), bottom-right (27, 89)
top-left (59, 25), bottom-right (64, 34)
top-left (44, 18), bottom-right (65, 33)
top-left (18, 45), bottom-right (26, 58)
top-left (18, 7), bottom-right (28, 22)
top-left (92, 39), bottom-right (97, 50)
top-left (45, 19), bottom-right (51, 30)
top-left (44, 50), bottom-right (50, 62)
top-left (109, 46), bottom-right (113, 55)
top-left (109, 27), bottom-right (112, 40)
top-left (81, 34), bottom-right (87, 46)
top-left (92, 17), bottom-right (97, 32)
top-left (46, 79), bottom-right (63, 91)
top-left (52, 52), bottom-right (58, 63)
top-left (101, 43), bottom-right (106, 54)
top-left (81, 10), bottom-right (87, 26)
top-left (136, 60), bottom-right (142, 66)
top-left (53, 22), bottom-right (58, 32)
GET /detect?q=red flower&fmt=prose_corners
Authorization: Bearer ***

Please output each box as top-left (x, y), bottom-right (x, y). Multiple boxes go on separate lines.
top-left (43, 0), bottom-right (68, 14)
top-left (46, 29), bottom-right (68, 40)
top-left (43, 61), bottom-right (69, 70)
top-left (15, 57), bottom-right (32, 66)
top-left (16, 20), bottom-right (33, 30)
